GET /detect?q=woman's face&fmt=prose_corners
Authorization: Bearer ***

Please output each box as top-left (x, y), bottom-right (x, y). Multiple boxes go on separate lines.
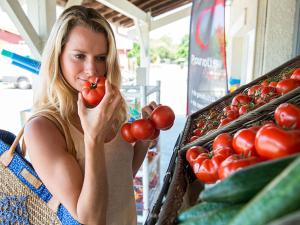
top-left (60, 25), bottom-right (108, 92)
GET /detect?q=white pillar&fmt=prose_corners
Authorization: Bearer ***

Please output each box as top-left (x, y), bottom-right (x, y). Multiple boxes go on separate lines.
top-left (26, 0), bottom-right (56, 47)
top-left (134, 15), bottom-right (150, 85)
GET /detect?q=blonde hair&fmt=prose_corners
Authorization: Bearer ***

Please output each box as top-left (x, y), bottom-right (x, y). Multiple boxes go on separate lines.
top-left (32, 6), bottom-right (128, 155)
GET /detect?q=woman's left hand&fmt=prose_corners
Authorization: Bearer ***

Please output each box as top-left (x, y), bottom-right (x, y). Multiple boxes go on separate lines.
top-left (141, 101), bottom-right (158, 119)
top-left (141, 101), bottom-right (159, 148)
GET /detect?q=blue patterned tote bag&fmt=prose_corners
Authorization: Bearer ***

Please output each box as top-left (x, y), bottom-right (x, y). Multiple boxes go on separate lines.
top-left (0, 128), bottom-right (81, 224)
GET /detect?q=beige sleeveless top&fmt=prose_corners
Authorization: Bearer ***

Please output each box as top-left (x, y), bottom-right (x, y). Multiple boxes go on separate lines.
top-left (68, 124), bottom-right (137, 225)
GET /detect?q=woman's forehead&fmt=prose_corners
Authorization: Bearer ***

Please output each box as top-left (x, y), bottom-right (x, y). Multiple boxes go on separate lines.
top-left (64, 25), bottom-right (108, 53)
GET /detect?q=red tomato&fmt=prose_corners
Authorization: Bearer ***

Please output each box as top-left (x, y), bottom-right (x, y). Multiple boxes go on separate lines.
top-left (218, 117), bottom-right (233, 128)
top-left (150, 105), bottom-right (175, 130)
top-left (276, 79), bottom-right (300, 95)
top-left (255, 86), bottom-right (278, 104)
top-left (185, 146), bottom-right (207, 165)
top-left (238, 104), bottom-right (250, 115)
top-left (260, 80), bottom-right (269, 87)
top-left (261, 120), bottom-right (275, 127)
top-left (131, 119), bottom-right (155, 140)
top-left (231, 94), bottom-right (251, 108)
top-left (230, 104), bottom-right (239, 112)
top-left (197, 120), bottom-right (206, 129)
top-left (223, 105), bottom-right (234, 113)
top-left (269, 81), bottom-right (278, 88)
top-left (249, 125), bottom-right (262, 132)
top-left (189, 135), bottom-right (199, 143)
top-left (218, 154), bottom-right (260, 180)
top-left (81, 76), bottom-right (106, 107)
top-left (291, 68), bottom-right (300, 81)
top-left (192, 128), bottom-right (205, 136)
top-left (212, 133), bottom-right (233, 150)
top-left (120, 123), bottom-right (137, 143)
top-left (193, 153), bottom-right (225, 184)
top-left (224, 110), bottom-right (239, 120)
top-left (274, 103), bottom-right (300, 129)
top-left (260, 86), bottom-right (277, 98)
top-left (149, 129), bottom-right (160, 140)
top-left (213, 147), bottom-right (234, 159)
top-left (255, 125), bottom-right (300, 160)
top-left (247, 84), bottom-right (262, 96)
top-left (232, 128), bottom-right (258, 156)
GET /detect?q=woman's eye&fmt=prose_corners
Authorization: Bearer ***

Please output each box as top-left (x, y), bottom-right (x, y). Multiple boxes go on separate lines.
top-left (96, 56), bottom-right (106, 62)
top-left (74, 54), bottom-right (85, 59)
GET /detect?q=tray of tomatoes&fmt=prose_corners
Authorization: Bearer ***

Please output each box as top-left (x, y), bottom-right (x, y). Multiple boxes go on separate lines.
top-left (152, 96), bottom-right (300, 225)
top-left (183, 90), bottom-right (300, 185)
top-left (179, 55), bottom-right (300, 149)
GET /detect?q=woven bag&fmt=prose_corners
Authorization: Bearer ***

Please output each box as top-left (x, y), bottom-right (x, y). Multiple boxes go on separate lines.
top-left (0, 128), bottom-right (81, 224)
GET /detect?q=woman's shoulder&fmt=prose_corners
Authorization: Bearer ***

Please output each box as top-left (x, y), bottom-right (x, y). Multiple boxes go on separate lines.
top-left (25, 116), bottom-right (59, 133)
top-left (24, 116), bottom-right (67, 150)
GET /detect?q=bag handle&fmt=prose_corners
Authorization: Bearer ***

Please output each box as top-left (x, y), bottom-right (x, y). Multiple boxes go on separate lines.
top-left (0, 127), bottom-right (24, 167)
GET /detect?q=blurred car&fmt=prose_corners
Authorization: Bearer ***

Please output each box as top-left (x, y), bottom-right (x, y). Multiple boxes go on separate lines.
top-left (0, 57), bottom-right (36, 89)
top-left (0, 73), bottom-right (33, 89)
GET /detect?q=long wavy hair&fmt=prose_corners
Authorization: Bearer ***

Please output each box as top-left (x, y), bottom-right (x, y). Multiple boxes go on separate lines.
top-left (32, 6), bottom-right (128, 155)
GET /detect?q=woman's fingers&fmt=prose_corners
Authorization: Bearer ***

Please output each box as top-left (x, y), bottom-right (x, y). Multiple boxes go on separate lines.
top-left (149, 101), bottom-right (158, 110)
top-left (98, 79), bottom-right (113, 106)
top-left (142, 101), bottom-right (158, 119)
top-left (77, 92), bottom-right (87, 116)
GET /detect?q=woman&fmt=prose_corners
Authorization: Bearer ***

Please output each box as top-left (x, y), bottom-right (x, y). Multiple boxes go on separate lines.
top-left (24, 5), bottom-right (156, 225)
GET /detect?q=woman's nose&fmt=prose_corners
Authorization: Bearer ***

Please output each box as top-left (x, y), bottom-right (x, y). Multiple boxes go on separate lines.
top-left (85, 60), bottom-right (98, 76)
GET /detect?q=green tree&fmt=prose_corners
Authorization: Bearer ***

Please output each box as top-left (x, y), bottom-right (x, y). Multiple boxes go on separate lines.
top-left (175, 34), bottom-right (189, 61)
top-left (127, 42), bottom-right (140, 66)
top-left (127, 34), bottom-right (190, 65)
top-left (151, 35), bottom-right (176, 62)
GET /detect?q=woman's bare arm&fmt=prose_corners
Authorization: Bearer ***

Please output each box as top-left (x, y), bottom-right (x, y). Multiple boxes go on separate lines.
top-left (24, 117), bottom-right (107, 225)
top-left (25, 81), bottom-right (122, 225)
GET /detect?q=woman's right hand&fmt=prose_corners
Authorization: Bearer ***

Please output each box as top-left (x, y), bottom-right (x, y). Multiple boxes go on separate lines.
top-left (77, 79), bottom-right (122, 143)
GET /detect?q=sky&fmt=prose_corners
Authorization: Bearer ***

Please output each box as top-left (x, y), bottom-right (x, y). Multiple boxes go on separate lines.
top-left (150, 16), bottom-right (191, 44)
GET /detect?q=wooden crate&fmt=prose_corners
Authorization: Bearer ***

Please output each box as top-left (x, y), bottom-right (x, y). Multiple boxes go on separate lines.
top-left (179, 55), bottom-right (300, 149)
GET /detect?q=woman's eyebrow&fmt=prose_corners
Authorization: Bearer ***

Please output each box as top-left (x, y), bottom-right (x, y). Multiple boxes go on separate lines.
top-left (71, 49), bottom-right (107, 55)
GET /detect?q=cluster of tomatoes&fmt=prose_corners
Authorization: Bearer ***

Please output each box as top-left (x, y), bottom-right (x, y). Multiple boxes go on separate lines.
top-left (188, 68), bottom-right (300, 143)
top-left (79, 76), bottom-right (176, 144)
top-left (121, 105), bottom-right (175, 143)
top-left (186, 102), bottom-right (300, 184)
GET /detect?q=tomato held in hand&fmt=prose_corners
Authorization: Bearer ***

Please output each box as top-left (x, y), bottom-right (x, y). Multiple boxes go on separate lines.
top-left (81, 76), bottom-right (106, 107)
top-left (121, 123), bottom-right (137, 143)
top-left (274, 103), bottom-right (300, 129)
top-left (218, 154), bottom-right (260, 180)
top-left (131, 119), bottom-right (155, 140)
top-left (255, 125), bottom-right (300, 160)
top-left (149, 128), bottom-right (160, 140)
top-left (150, 105), bottom-right (175, 130)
